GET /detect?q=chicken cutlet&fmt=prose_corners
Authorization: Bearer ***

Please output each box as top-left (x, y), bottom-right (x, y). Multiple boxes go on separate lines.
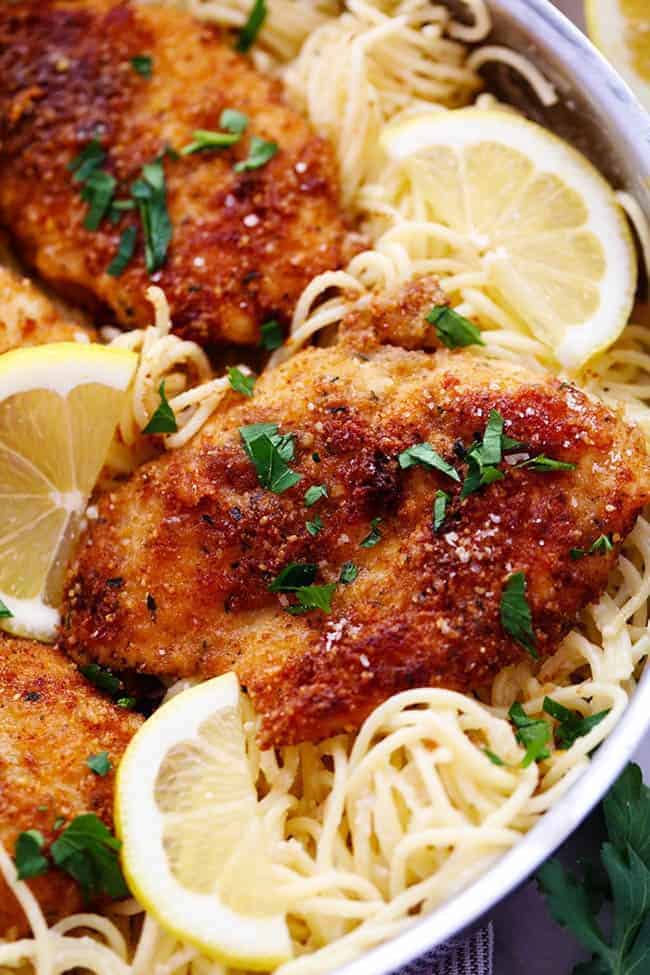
top-left (0, 637), bottom-right (141, 939)
top-left (0, 235), bottom-right (93, 354)
top-left (60, 284), bottom-right (650, 745)
top-left (0, 0), bottom-right (352, 348)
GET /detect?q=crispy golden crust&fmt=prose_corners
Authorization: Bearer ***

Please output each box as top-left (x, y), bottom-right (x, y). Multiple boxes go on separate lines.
top-left (0, 0), bottom-right (351, 345)
top-left (0, 638), bottom-right (141, 939)
top-left (0, 236), bottom-right (93, 354)
top-left (60, 287), bottom-right (650, 745)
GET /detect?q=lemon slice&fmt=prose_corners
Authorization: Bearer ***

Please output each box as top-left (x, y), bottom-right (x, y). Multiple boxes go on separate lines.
top-left (115, 672), bottom-right (292, 970)
top-left (586, 0), bottom-right (650, 111)
top-left (0, 342), bottom-right (137, 640)
top-left (380, 109), bottom-right (637, 371)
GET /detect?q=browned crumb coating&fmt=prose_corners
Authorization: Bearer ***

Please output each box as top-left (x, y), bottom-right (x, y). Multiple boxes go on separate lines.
top-left (60, 283), bottom-right (650, 745)
top-left (0, 638), bottom-right (141, 939)
top-left (0, 0), bottom-right (353, 346)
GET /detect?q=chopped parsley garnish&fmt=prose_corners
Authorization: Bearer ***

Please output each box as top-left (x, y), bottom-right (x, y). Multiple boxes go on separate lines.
top-left (398, 443), bottom-right (460, 481)
top-left (116, 696), bottom-right (136, 710)
top-left (500, 571), bottom-right (537, 658)
top-left (53, 817), bottom-right (66, 831)
top-left (516, 454), bottom-right (577, 472)
top-left (508, 702), bottom-right (551, 767)
top-left (220, 108), bottom-right (249, 135)
top-left (306, 515), bottom-right (323, 536)
top-left (86, 752), bottom-right (112, 776)
top-left (426, 305), bottom-right (484, 349)
top-left (260, 320), bottom-right (283, 350)
top-left (131, 158), bottom-right (172, 274)
top-left (570, 533), bottom-right (614, 561)
top-left (360, 517), bottom-right (382, 548)
top-left (107, 225), bottom-right (137, 277)
top-left (130, 54), bottom-right (153, 77)
top-left (81, 169), bottom-right (117, 231)
top-left (180, 129), bottom-right (241, 156)
top-left (433, 490), bottom-right (449, 532)
top-left (339, 561), bottom-right (359, 584)
top-left (227, 366), bottom-right (256, 398)
top-left (460, 409), bottom-right (521, 498)
top-left (268, 562), bottom-right (317, 591)
top-left (543, 697), bottom-right (610, 749)
top-left (240, 422), bottom-right (302, 493)
top-left (79, 663), bottom-right (123, 696)
top-left (143, 380), bottom-right (178, 434)
top-left (0, 597), bottom-right (13, 619)
top-left (236, 0), bottom-right (267, 52)
top-left (234, 135), bottom-right (278, 172)
top-left (51, 814), bottom-right (128, 901)
top-left (268, 562), bottom-right (334, 614)
top-left (15, 830), bottom-right (48, 880)
top-left (483, 748), bottom-right (506, 766)
top-left (304, 484), bottom-right (327, 507)
top-left (68, 139), bottom-right (105, 182)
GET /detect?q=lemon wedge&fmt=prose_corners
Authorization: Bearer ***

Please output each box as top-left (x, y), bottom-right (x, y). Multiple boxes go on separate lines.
top-left (586, 0), bottom-right (650, 111)
top-left (380, 109), bottom-right (637, 371)
top-left (0, 342), bottom-right (137, 640)
top-left (115, 672), bottom-right (292, 970)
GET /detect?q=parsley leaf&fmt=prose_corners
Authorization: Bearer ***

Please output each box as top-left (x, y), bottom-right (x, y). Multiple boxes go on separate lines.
top-left (0, 597), bottom-right (13, 618)
top-left (260, 320), bottom-right (283, 350)
top-left (220, 109), bottom-right (249, 134)
top-left (15, 830), bottom-right (49, 880)
top-left (543, 697), bottom-right (610, 750)
top-left (286, 584), bottom-right (336, 615)
top-left (79, 663), bottom-right (123, 696)
top-left (143, 381), bottom-right (178, 434)
top-left (508, 702), bottom-right (551, 767)
top-left (500, 571), bottom-right (537, 658)
top-left (51, 814), bottom-right (128, 901)
top-left (234, 135), bottom-right (278, 172)
top-left (116, 696), bottom-right (136, 710)
top-left (360, 517), bottom-right (382, 548)
top-left (236, 0), bottom-right (267, 52)
top-left (426, 305), bottom-right (484, 349)
top-left (107, 225), bottom-right (137, 277)
top-left (130, 54), bottom-right (153, 77)
top-left (304, 484), bottom-right (327, 507)
top-left (517, 454), bottom-right (577, 472)
top-left (460, 410), bottom-right (517, 498)
top-left (240, 423), bottom-right (302, 493)
top-left (131, 158), bottom-right (172, 274)
top-left (433, 490), bottom-right (449, 532)
top-left (483, 748), bottom-right (506, 766)
top-left (339, 561), bottom-right (359, 584)
top-left (269, 563), bottom-right (318, 591)
top-left (68, 139), bottom-right (105, 182)
top-left (86, 752), bottom-right (112, 776)
top-left (306, 515), bottom-right (323, 536)
top-left (571, 534), bottom-right (614, 561)
top-left (180, 129), bottom-right (241, 156)
top-left (81, 169), bottom-right (117, 231)
top-left (538, 762), bottom-right (650, 975)
top-left (398, 443), bottom-right (460, 481)
top-left (227, 366), bottom-right (255, 397)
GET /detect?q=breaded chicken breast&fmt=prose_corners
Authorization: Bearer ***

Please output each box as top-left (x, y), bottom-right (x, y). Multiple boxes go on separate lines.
top-left (0, 0), bottom-right (352, 347)
top-left (0, 638), bottom-right (141, 938)
top-left (60, 287), bottom-right (650, 745)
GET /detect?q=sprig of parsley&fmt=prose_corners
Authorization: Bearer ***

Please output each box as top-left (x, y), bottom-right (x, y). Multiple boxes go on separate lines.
top-left (268, 562), bottom-right (335, 614)
top-left (508, 702), bottom-right (551, 767)
top-left (234, 136), bottom-right (278, 172)
top-left (542, 697), bottom-right (610, 749)
top-left (539, 763), bottom-right (650, 975)
top-left (15, 830), bottom-right (49, 880)
top-left (398, 443), bottom-right (460, 481)
top-left (227, 367), bottom-right (256, 398)
top-left (131, 158), bottom-right (172, 274)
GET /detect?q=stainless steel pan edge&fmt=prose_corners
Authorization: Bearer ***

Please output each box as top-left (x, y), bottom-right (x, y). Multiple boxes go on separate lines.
top-left (334, 2), bottom-right (650, 972)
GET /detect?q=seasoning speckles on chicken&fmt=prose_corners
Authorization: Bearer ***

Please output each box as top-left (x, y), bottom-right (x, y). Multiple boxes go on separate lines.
top-left (0, 637), bottom-right (141, 939)
top-left (0, 0), bottom-right (353, 347)
top-left (59, 283), bottom-right (650, 745)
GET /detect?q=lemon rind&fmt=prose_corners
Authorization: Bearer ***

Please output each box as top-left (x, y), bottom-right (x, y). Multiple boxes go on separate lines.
top-left (0, 343), bottom-right (137, 400)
